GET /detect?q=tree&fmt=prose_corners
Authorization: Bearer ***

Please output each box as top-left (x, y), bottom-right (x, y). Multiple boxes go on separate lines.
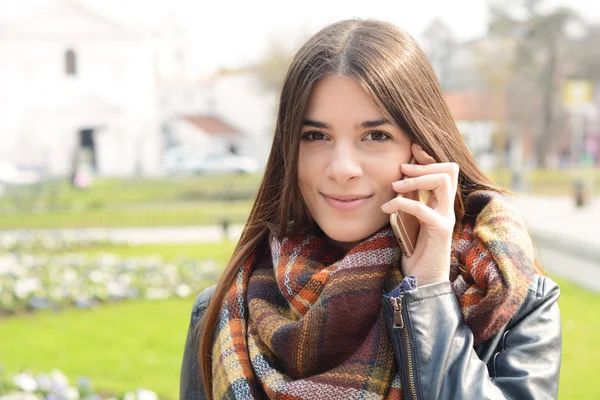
top-left (487, 0), bottom-right (582, 167)
top-left (252, 39), bottom-right (294, 94)
top-left (421, 19), bottom-right (457, 90)
top-left (565, 23), bottom-right (600, 81)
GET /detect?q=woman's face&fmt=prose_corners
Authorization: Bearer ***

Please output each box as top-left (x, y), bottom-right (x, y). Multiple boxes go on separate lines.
top-left (298, 74), bottom-right (413, 252)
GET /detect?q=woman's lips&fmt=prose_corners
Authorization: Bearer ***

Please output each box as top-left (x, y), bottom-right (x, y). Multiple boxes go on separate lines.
top-left (322, 194), bottom-right (372, 211)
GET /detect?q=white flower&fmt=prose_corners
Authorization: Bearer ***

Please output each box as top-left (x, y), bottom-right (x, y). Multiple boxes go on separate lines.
top-left (145, 288), bottom-right (169, 300)
top-left (123, 392), bottom-right (137, 400)
top-left (64, 386), bottom-right (80, 400)
top-left (89, 270), bottom-right (105, 283)
top-left (124, 259), bottom-right (138, 271)
top-left (107, 282), bottom-right (127, 298)
top-left (0, 234), bottom-right (16, 250)
top-left (1, 241), bottom-right (216, 315)
top-left (49, 369), bottom-right (70, 388)
top-left (145, 273), bottom-right (164, 287)
top-left (62, 269), bottom-right (78, 284)
top-left (48, 287), bottom-right (65, 300)
top-left (21, 255), bottom-right (36, 268)
top-left (175, 283), bottom-right (191, 298)
top-left (41, 236), bottom-right (56, 250)
top-left (136, 389), bottom-right (159, 400)
top-left (34, 373), bottom-right (52, 391)
top-left (0, 255), bottom-right (18, 274)
top-left (164, 264), bottom-right (178, 279)
top-left (13, 278), bottom-right (41, 299)
top-left (1, 392), bottom-right (40, 400)
top-left (98, 254), bottom-right (120, 267)
top-left (118, 273), bottom-right (132, 285)
top-left (201, 260), bottom-right (217, 274)
top-left (13, 372), bottom-right (38, 392)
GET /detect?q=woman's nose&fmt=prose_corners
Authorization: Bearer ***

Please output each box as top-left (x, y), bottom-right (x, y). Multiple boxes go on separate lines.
top-left (325, 143), bottom-right (363, 184)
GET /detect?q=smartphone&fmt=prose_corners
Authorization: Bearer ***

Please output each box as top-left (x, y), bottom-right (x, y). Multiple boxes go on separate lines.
top-left (390, 157), bottom-right (422, 258)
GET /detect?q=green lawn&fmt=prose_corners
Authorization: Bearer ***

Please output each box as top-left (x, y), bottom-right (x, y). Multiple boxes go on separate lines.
top-left (557, 276), bottom-right (600, 399)
top-left (488, 167), bottom-right (599, 196)
top-left (0, 173), bottom-right (262, 209)
top-left (0, 242), bottom-right (237, 399)
top-left (0, 297), bottom-right (196, 399)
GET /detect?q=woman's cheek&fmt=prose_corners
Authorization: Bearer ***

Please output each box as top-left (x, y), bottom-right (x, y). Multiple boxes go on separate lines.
top-left (367, 157), bottom-right (402, 182)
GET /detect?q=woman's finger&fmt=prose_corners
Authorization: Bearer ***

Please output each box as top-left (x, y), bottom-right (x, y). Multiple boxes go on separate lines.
top-left (400, 161), bottom-right (459, 197)
top-left (392, 173), bottom-right (455, 218)
top-left (411, 143), bottom-right (436, 165)
top-left (381, 196), bottom-right (454, 234)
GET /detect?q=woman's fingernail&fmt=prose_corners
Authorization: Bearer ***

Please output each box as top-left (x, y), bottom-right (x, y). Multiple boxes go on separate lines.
top-left (401, 163), bottom-right (413, 169)
top-left (392, 180), bottom-right (404, 187)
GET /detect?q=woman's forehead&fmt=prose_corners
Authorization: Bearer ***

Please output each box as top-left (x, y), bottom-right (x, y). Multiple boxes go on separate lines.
top-left (304, 75), bottom-right (388, 123)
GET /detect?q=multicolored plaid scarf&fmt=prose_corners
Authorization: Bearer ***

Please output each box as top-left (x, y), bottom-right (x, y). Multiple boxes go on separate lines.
top-left (211, 190), bottom-right (535, 399)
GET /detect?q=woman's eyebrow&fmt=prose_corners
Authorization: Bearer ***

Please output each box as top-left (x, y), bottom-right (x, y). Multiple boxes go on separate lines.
top-left (302, 119), bottom-right (392, 129)
top-left (303, 119), bottom-right (329, 129)
top-left (359, 119), bottom-right (392, 129)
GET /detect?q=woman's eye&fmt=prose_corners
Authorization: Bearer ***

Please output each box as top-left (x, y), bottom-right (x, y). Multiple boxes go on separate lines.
top-left (301, 131), bottom-right (328, 141)
top-left (364, 131), bottom-right (391, 141)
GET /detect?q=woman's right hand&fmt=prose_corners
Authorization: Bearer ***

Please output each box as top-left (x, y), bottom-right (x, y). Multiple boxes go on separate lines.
top-left (381, 144), bottom-right (459, 286)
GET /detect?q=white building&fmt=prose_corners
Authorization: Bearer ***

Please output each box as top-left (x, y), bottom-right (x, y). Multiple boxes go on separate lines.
top-left (160, 72), bottom-right (277, 168)
top-left (166, 114), bottom-right (245, 156)
top-left (0, 0), bottom-right (163, 177)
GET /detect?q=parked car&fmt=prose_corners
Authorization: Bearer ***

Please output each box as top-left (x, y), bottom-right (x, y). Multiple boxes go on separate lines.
top-left (0, 162), bottom-right (40, 185)
top-left (164, 148), bottom-right (260, 175)
top-left (193, 153), bottom-right (259, 174)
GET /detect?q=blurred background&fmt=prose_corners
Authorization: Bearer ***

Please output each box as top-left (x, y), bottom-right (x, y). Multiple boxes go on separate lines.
top-left (0, 0), bottom-right (598, 398)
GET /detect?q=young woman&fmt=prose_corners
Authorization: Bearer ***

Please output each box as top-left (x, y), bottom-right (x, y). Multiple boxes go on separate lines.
top-left (180, 19), bottom-right (561, 400)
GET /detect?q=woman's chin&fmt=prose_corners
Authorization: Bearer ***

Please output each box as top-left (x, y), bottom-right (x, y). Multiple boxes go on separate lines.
top-left (319, 221), bottom-right (389, 246)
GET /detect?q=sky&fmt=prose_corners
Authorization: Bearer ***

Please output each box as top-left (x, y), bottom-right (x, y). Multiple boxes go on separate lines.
top-left (1, 0), bottom-right (599, 76)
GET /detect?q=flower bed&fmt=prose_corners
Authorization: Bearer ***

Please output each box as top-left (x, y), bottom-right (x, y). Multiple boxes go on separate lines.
top-left (0, 367), bottom-right (158, 399)
top-left (0, 252), bottom-right (217, 315)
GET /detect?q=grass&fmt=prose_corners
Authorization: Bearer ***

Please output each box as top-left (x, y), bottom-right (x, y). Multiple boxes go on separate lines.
top-left (487, 167), bottom-right (600, 196)
top-left (0, 242), bottom-right (237, 399)
top-left (0, 173), bottom-right (262, 208)
top-left (557, 276), bottom-right (600, 399)
top-left (0, 297), bottom-right (197, 399)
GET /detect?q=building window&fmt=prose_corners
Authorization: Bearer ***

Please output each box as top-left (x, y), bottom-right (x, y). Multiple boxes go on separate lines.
top-left (65, 49), bottom-right (77, 76)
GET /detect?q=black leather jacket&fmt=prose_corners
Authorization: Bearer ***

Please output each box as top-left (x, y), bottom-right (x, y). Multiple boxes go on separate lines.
top-left (180, 274), bottom-right (561, 399)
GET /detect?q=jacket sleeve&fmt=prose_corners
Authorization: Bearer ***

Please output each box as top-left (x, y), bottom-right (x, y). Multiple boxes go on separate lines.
top-left (382, 276), bottom-right (561, 400)
top-left (180, 285), bottom-right (216, 400)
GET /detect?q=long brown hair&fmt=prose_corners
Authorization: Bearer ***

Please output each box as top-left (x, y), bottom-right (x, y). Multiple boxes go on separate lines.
top-left (197, 18), bottom-right (508, 398)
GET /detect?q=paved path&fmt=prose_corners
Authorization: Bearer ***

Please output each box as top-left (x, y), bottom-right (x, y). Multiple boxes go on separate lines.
top-left (508, 195), bottom-right (600, 248)
top-left (508, 195), bottom-right (600, 292)
top-left (0, 225), bottom-right (246, 244)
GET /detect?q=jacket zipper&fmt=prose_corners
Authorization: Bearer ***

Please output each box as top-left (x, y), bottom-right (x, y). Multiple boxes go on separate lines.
top-left (390, 296), bottom-right (417, 400)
